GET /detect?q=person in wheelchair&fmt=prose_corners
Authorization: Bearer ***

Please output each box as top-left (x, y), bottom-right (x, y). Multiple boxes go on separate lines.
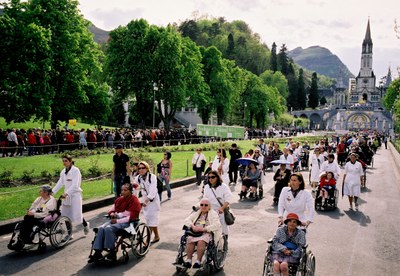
top-left (182, 198), bottom-right (222, 269)
top-left (317, 171), bottom-right (336, 207)
top-left (11, 185), bottom-right (57, 248)
top-left (271, 213), bottom-right (306, 276)
top-left (88, 182), bottom-right (141, 263)
top-left (239, 161), bottom-right (260, 199)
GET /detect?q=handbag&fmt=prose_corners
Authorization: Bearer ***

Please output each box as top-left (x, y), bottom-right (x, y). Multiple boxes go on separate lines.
top-left (210, 187), bottom-right (235, 225)
top-left (193, 155), bottom-right (200, 171)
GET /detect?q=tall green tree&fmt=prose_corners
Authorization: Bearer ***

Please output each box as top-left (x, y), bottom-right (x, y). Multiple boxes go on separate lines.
top-left (259, 70), bottom-right (289, 99)
top-left (277, 44), bottom-right (289, 76)
top-left (270, 42), bottom-right (278, 72)
top-left (297, 68), bottom-right (307, 109)
top-left (308, 72), bottom-right (320, 109)
top-left (286, 63), bottom-right (298, 110)
top-left (0, 3), bottom-right (52, 123)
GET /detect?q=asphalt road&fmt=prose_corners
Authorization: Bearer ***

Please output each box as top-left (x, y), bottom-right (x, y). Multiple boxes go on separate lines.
top-left (1, 145), bottom-right (400, 276)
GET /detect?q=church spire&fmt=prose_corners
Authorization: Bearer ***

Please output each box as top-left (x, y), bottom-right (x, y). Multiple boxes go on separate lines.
top-left (385, 66), bottom-right (392, 87)
top-left (362, 19), bottom-right (373, 53)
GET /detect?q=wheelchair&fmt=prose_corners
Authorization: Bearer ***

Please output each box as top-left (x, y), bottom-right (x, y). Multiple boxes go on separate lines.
top-left (240, 175), bottom-right (263, 200)
top-left (314, 186), bottom-right (339, 211)
top-left (173, 226), bottom-right (228, 275)
top-left (8, 197), bottom-right (72, 253)
top-left (262, 237), bottom-right (316, 276)
top-left (88, 218), bottom-right (151, 264)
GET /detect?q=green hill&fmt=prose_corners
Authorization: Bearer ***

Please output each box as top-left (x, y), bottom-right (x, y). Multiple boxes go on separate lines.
top-left (288, 46), bottom-right (354, 87)
top-left (89, 23), bottom-right (109, 44)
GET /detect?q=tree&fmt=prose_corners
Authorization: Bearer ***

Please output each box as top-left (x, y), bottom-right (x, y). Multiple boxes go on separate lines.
top-left (308, 72), bottom-right (320, 109)
top-left (286, 63), bottom-right (298, 110)
top-left (0, 2), bottom-right (52, 123)
top-left (226, 33), bottom-right (235, 60)
top-left (259, 70), bottom-right (289, 99)
top-left (277, 44), bottom-right (289, 76)
top-left (320, 96), bottom-right (327, 106)
top-left (297, 68), bottom-right (307, 109)
top-left (178, 19), bottom-right (199, 41)
top-left (270, 42), bottom-right (278, 72)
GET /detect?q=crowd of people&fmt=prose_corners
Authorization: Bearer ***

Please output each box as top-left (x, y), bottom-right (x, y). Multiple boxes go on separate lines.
top-left (7, 129), bottom-right (389, 274)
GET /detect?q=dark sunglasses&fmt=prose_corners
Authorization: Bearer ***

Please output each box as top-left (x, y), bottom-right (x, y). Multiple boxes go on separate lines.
top-left (208, 176), bottom-right (217, 179)
top-left (200, 204), bottom-right (209, 207)
top-left (138, 167), bottom-right (146, 170)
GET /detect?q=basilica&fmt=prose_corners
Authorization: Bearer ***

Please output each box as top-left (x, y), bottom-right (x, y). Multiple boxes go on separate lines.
top-left (293, 19), bottom-right (393, 133)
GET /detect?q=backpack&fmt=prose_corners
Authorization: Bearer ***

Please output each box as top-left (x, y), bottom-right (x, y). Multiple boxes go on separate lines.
top-left (149, 173), bottom-right (164, 194)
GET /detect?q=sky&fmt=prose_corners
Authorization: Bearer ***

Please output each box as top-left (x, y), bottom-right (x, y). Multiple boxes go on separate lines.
top-left (79, 0), bottom-right (400, 80)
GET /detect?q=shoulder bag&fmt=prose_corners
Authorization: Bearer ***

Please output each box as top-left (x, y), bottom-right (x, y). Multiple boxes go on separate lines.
top-left (210, 187), bottom-right (235, 225)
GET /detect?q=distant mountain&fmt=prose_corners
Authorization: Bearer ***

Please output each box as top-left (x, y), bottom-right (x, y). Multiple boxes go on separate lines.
top-left (288, 46), bottom-right (354, 87)
top-left (88, 23), bottom-right (109, 44)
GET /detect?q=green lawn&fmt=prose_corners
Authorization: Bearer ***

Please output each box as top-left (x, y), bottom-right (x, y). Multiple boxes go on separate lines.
top-left (0, 136), bottom-right (323, 221)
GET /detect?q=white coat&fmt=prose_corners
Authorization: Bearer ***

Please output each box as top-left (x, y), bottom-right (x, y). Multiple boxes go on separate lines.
top-left (278, 187), bottom-right (314, 223)
top-left (212, 156), bottom-right (230, 185)
top-left (319, 160), bottom-right (341, 180)
top-left (135, 173), bottom-right (161, 227)
top-left (310, 153), bottom-right (325, 182)
top-left (343, 161), bottom-right (363, 197)
top-left (52, 165), bottom-right (83, 224)
top-left (203, 183), bottom-right (232, 235)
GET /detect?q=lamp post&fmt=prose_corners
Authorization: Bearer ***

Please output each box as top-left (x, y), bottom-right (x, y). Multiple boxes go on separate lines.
top-left (243, 102), bottom-right (247, 127)
top-left (152, 83), bottom-right (158, 129)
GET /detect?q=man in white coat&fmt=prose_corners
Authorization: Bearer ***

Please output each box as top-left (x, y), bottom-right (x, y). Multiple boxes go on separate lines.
top-left (319, 153), bottom-right (341, 180)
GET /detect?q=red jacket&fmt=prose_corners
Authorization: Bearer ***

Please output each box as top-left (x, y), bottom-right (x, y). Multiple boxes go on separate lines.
top-left (319, 177), bottom-right (336, 188)
top-left (108, 195), bottom-right (141, 224)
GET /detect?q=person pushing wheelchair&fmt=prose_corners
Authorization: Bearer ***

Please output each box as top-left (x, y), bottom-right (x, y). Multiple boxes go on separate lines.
top-left (88, 181), bottom-right (141, 263)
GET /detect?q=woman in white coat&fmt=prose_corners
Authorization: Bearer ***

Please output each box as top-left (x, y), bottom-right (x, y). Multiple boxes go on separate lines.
top-left (212, 148), bottom-right (230, 185)
top-left (342, 153), bottom-right (364, 210)
top-left (309, 147), bottom-right (325, 191)
top-left (52, 155), bottom-right (89, 234)
top-left (278, 173), bottom-right (314, 226)
top-left (203, 170), bottom-right (232, 239)
top-left (134, 161), bottom-right (161, 244)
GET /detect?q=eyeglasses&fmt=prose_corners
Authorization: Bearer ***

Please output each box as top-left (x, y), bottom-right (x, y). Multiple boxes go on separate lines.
top-left (208, 176), bottom-right (217, 179)
top-left (138, 167), bottom-right (146, 170)
top-left (200, 204), bottom-right (209, 207)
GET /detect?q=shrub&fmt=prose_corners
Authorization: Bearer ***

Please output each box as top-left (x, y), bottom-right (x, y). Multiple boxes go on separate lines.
top-left (21, 169), bottom-right (35, 182)
top-left (87, 156), bottom-right (102, 177)
top-left (0, 167), bottom-right (14, 184)
top-left (40, 170), bottom-right (52, 179)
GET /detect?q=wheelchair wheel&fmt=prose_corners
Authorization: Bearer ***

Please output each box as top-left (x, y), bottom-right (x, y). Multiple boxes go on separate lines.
top-left (49, 216), bottom-right (72, 248)
top-left (262, 246), bottom-right (273, 276)
top-left (213, 235), bottom-right (228, 271)
top-left (174, 238), bottom-right (187, 273)
top-left (131, 223), bottom-right (151, 258)
top-left (305, 252), bottom-right (316, 276)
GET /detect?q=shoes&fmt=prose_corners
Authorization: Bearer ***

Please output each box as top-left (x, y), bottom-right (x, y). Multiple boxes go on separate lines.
top-left (84, 222), bottom-right (90, 235)
top-left (105, 251), bottom-right (117, 262)
top-left (88, 251), bottom-right (103, 263)
top-left (349, 205), bottom-right (353, 211)
top-left (355, 203), bottom-right (359, 210)
top-left (183, 261), bottom-right (192, 268)
top-left (192, 262), bottom-right (202, 269)
top-left (151, 238), bottom-right (160, 244)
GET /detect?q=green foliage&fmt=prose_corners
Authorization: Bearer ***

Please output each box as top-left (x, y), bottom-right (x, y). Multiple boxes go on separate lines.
top-left (270, 42), bottom-right (278, 72)
top-left (0, 0), bottom-right (110, 128)
top-left (275, 113), bottom-right (294, 127)
top-left (178, 17), bottom-right (270, 75)
top-left (320, 96), bottom-right (327, 106)
top-left (308, 72), bottom-right (320, 109)
top-left (297, 68), bottom-right (307, 110)
top-left (21, 169), bottom-right (35, 182)
top-left (0, 167), bottom-right (14, 184)
top-left (383, 77), bottom-right (400, 111)
top-left (40, 170), bottom-right (52, 180)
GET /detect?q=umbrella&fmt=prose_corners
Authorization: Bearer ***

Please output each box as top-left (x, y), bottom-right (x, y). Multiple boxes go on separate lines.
top-left (235, 158), bottom-right (259, 166)
top-left (270, 159), bottom-right (291, 165)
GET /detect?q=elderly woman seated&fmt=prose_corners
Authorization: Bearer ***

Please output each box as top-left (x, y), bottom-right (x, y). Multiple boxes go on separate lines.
top-left (19, 185), bottom-right (57, 244)
top-left (183, 198), bottom-right (222, 269)
top-left (271, 213), bottom-right (306, 276)
top-left (239, 162), bottom-right (260, 199)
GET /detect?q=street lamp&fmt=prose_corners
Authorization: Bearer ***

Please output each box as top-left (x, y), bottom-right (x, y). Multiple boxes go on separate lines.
top-left (243, 102), bottom-right (247, 127)
top-left (153, 83), bottom-right (158, 129)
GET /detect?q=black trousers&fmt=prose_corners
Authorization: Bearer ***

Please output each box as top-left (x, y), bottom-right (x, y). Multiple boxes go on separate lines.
top-left (229, 164), bottom-right (239, 183)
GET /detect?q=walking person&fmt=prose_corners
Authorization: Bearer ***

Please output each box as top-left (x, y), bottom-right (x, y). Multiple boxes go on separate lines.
top-left (52, 155), bottom-right (90, 235)
top-left (228, 143), bottom-right (242, 185)
top-left (212, 148), bottom-right (230, 185)
top-left (112, 144), bottom-right (130, 197)
top-left (158, 151), bottom-right (172, 201)
top-left (134, 161), bottom-right (161, 244)
top-left (273, 163), bottom-right (291, 205)
top-left (192, 148), bottom-right (207, 186)
top-left (310, 147), bottom-right (324, 191)
top-left (7, 128), bottom-right (18, 157)
top-left (342, 153), bottom-right (364, 210)
top-left (383, 135), bottom-right (388, 149)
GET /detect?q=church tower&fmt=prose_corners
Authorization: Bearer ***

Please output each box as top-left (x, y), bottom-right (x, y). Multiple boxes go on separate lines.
top-left (349, 19), bottom-right (380, 104)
